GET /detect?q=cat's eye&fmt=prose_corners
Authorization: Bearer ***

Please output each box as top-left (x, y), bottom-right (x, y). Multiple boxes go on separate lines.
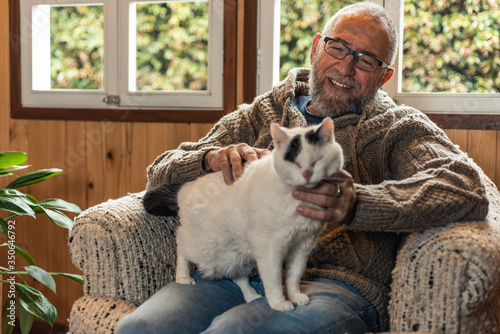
top-left (295, 162), bottom-right (302, 168)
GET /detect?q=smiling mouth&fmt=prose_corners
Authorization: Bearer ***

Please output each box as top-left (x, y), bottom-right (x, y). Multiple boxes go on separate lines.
top-left (329, 78), bottom-right (354, 90)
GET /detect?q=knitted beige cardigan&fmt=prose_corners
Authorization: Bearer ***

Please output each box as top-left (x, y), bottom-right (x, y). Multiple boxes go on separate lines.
top-left (146, 68), bottom-right (489, 330)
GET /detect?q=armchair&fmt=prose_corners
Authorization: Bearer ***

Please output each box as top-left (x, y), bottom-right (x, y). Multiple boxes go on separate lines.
top-left (68, 173), bottom-right (500, 333)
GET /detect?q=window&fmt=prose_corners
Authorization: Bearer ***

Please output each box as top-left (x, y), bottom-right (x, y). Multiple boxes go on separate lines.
top-left (11, 0), bottom-right (237, 122)
top-left (386, 0), bottom-right (500, 114)
top-left (257, 0), bottom-right (500, 118)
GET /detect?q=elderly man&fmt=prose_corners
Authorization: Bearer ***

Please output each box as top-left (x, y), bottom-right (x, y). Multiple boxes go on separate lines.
top-left (117, 2), bottom-right (488, 333)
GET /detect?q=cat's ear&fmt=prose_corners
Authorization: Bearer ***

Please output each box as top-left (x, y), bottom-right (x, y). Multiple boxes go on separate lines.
top-left (318, 117), bottom-right (335, 142)
top-left (271, 123), bottom-right (288, 148)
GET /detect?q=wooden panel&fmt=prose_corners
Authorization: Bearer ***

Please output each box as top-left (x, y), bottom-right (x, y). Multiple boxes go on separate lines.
top-left (128, 122), bottom-right (149, 193)
top-left (190, 123), bottom-right (215, 142)
top-left (443, 129), bottom-right (468, 152)
top-left (64, 121), bottom-right (89, 210)
top-left (145, 123), bottom-right (191, 167)
top-left (467, 130), bottom-right (497, 182)
top-left (85, 121), bottom-right (106, 208)
top-left (166, 123), bottom-right (191, 149)
top-left (103, 122), bottom-right (129, 200)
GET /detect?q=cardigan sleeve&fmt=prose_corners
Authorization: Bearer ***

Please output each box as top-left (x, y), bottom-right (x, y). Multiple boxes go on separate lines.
top-left (349, 112), bottom-right (489, 233)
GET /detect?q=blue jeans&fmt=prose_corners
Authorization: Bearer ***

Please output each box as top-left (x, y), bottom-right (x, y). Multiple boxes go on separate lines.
top-left (116, 272), bottom-right (379, 334)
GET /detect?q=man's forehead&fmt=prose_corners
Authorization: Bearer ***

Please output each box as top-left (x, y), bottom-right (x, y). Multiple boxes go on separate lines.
top-left (326, 12), bottom-right (391, 61)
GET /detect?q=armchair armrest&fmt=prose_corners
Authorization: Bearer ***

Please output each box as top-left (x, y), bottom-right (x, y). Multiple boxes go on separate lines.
top-left (69, 192), bottom-right (179, 305)
top-left (389, 175), bottom-right (500, 333)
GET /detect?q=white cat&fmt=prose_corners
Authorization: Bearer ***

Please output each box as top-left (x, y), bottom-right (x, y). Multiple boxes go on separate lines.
top-left (175, 117), bottom-right (344, 312)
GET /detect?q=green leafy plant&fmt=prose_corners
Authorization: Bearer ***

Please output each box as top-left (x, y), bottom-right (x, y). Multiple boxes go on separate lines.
top-left (0, 151), bottom-right (83, 334)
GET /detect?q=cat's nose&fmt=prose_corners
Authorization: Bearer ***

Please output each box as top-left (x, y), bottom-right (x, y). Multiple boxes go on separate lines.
top-left (302, 170), bottom-right (312, 181)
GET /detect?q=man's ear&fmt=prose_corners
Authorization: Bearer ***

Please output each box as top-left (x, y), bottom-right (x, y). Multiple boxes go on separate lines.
top-left (380, 67), bottom-right (394, 86)
top-left (310, 33), bottom-right (323, 64)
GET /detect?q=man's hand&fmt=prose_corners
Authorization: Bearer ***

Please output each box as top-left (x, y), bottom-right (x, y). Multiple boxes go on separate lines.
top-left (292, 170), bottom-right (356, 226)
top-left (204, 144), bottom-right (270, 185)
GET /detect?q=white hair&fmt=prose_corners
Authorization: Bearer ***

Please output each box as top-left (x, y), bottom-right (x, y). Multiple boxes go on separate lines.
top-left (322, 2), bottom-right (398, 66)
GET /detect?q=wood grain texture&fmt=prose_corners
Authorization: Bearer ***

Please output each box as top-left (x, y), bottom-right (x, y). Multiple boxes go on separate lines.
top-left (443, 129), bottom-right (469, 152)
top-left (467, 130), bottom-right (497, 182)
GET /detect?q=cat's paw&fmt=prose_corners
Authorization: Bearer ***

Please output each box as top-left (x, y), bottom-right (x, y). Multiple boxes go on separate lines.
top-left (176, 276), bottom-right (196, 285)
top-left (270, 300), bottom-right (295, 312)
top-left (290, 293), bottom-right (310, 306)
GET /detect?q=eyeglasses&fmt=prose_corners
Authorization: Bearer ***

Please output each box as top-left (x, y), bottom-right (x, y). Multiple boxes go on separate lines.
top-left (322, 35), bottom-right (389, 72)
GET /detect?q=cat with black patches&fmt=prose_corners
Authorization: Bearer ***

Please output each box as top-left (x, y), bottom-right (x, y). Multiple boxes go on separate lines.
top-left (175, 117), bottom-right (344, 311)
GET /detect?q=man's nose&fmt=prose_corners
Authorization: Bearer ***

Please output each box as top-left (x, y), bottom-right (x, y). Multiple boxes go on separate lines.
top-left (337, 54), bottom-right (356, 76)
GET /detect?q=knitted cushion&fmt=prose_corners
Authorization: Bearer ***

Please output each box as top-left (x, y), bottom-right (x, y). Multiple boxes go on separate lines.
top-left (69, 192), bottom-right (179, 304)
top-left (68, 296), bottom-right (136, 334)
top-left (389, 173), bottom-right (500, 333)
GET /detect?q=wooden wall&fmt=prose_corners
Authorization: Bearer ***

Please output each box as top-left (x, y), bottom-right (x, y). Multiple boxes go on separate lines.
top-left (1, 0), bottom-right (500, 328)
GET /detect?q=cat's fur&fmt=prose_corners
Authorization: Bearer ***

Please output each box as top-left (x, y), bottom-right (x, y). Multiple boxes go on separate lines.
top-left (175, 117), bottom-right (344, 311)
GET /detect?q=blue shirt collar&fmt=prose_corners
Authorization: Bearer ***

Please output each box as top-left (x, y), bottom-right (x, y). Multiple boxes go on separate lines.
top-left (291, 95), bottom-right (324, 125)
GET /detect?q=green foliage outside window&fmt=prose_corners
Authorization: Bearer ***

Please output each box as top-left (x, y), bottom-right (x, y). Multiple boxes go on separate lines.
top-left (136, 2), bottom-right (209, 91)
top-left (403, 0), bottom-right (499, 93)
top-left (50, 6), bottom-right (104, 90)
top-left (49, 2), bottom-right (208, 91)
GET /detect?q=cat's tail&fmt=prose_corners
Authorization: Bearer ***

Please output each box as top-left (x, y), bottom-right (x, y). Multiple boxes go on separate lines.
top-left (142, 183), bottom-right (182, 217)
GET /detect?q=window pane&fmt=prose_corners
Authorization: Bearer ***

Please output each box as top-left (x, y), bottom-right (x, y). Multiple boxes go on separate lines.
top-left (50, 5), bottom-right (104, 90)
top-left (403, 0), bottom-right (499, 93)
top-left (279, 0), bottom-right (358, 81)
top-left (135, 1), bottom-right (209, 91)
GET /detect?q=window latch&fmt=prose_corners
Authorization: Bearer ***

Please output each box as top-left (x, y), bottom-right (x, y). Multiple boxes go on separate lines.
top-left (102, 95), bottom-right (121, 105)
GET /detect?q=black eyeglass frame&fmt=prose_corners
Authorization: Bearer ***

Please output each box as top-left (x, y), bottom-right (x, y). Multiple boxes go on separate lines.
top-left (322, 35), bottom-right (389, 72)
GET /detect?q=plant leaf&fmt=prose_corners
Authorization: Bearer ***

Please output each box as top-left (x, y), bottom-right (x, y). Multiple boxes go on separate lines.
top-left (0, 243), bottom-right (36, 265)
top-left (0, 172), bottom-right (15, 177)
top-left (6, 169), bottom-right (66, 189)
top-left (18, 302), bottom-right (34, 334)
top-left (15, 283), bottom-right (57, 327)
top-left (17, 194), bottom-right (45, 214)
top-left (52, 273), bottom-right (84, 285)
top-left (1, 297), bottom-right (15, 334)
top-left (41, 208), bottom-right (73, 229)
top-left (0, 217), bottom-right (8, 239)
top-left (0, 151), bottom-right (27, 168)
top-left (0, 165), bottom-right (30, 174)
top-left (0, 188), bottom-right (26, 197)
top-left (0, 196), bottom-right (36, 218)
top-left (39, 198), bottom-right (82, 214)
top-left (25, 266), bottom-right (57, 294)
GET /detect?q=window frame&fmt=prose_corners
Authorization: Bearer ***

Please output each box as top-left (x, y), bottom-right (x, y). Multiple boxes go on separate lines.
top-left (256, 0), bottom-right (500, 130)
top-left (9, 0), bottom-right (238, 123)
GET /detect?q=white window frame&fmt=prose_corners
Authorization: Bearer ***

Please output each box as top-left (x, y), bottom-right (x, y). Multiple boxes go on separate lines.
top-left (257, 0), bottom-right (500, 114)
top-left (20, 0), bottom-right (224, 110)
